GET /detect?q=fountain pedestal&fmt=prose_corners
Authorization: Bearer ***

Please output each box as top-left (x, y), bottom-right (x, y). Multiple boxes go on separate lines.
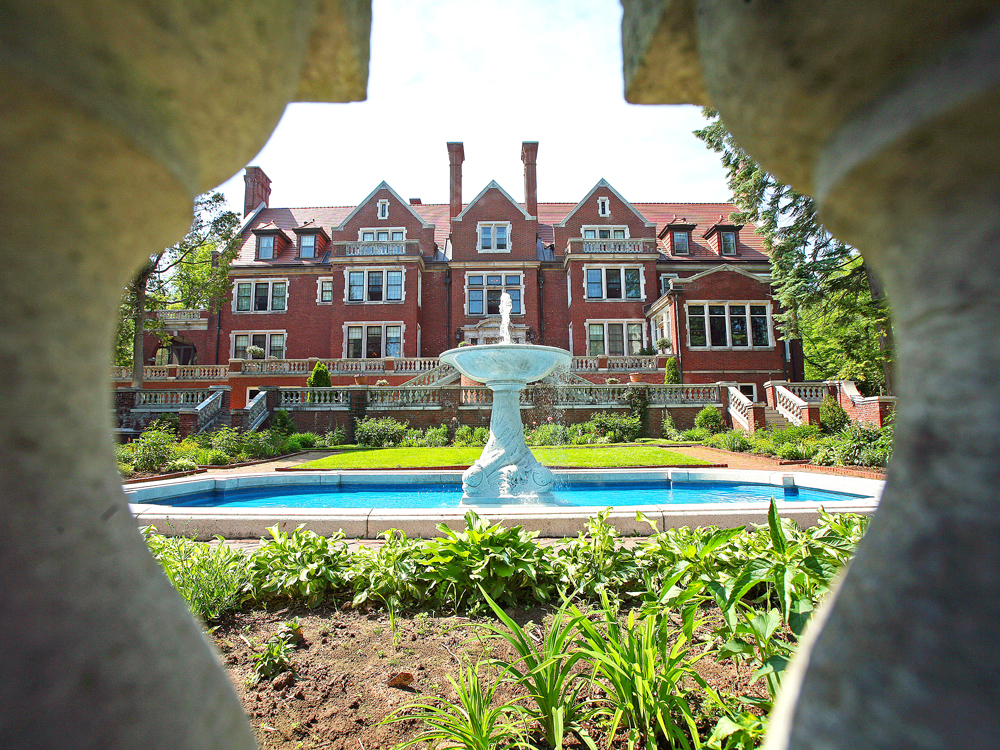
top-left (439, 344), bottom-right (571, 505)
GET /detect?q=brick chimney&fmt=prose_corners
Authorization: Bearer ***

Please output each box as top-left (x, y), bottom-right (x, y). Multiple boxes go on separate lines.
top-left (447, 142), bottom-right (465, 219)
top-left (521, 141), bottom-right (538, 217)
top-left (243, 166), bottom-right (271, 217)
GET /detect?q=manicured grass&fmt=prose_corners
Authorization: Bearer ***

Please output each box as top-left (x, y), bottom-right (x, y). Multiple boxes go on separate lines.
top-left (296, 445), bottom-right (710, 470)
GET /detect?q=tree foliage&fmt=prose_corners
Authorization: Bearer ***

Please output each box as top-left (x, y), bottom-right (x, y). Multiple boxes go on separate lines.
top-left (694, 110), bottom-right (893, 394)
top-left (115, 193), bottom-right (241, 383)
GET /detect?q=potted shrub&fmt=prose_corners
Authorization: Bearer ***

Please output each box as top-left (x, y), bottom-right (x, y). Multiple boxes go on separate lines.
top-left (629, 372), bottom-right (643, 383)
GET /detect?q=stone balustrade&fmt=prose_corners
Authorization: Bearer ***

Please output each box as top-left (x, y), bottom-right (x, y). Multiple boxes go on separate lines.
top-left (646, 384), bottom-right (721, 405)
top-left (566, 238), bottom-right (657, 254)
top-left (277, 387), bottom-right (352, 408)
top-left (367, 386), bottom-right (442, 409)
top-left (134, 388), bottom-right (214, 410)
top-left (727, 386), bottom-right (753, 430)
top-left (155, 309), bottom-right (204, 322)
top-left (245, 390), bottom-right (269, 430)
top-left (391, 357), bottom-right (439, 374)
top-left (606, 355), bottom-right (657, 371)
top-left (333, 240), bottom-right (421, 256)
top-left (786, 383), bottom-right (830, 401)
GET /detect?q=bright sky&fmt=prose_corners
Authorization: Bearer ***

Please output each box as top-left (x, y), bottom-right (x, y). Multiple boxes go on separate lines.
top-left (213, 0), bottom-right (731, 214)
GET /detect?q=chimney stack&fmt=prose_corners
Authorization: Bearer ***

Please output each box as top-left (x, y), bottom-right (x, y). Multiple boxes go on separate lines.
top-left (447, 142), bottom-right (465, 219)
top-left (243, 166), bottom-right (271, 217)
top-left (521, 142), bottom-right (538, 217)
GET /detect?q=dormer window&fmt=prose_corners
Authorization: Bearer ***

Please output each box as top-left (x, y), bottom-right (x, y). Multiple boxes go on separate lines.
top-left (478, 222), bottom-right (510, 253)
top-left (378, 199), bottom-right (389, 220)
top-left (672, 231), bottom-right (690, 255)
top-left (257, 234), bottom-right (274, 260)
top-left (720, 231), bottom-right (737, 255)
top-left (597, 197), bottom-right (610, 217)
top-left (299, 233), bottom-right (316, 258)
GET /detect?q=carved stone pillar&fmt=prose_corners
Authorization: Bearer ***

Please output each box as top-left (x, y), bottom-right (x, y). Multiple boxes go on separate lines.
top-left (622, 2), bottom-right (1000, 747)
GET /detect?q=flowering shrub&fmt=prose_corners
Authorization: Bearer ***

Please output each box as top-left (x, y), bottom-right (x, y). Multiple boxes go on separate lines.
top-left (354, 416), bottom-right (409, 447)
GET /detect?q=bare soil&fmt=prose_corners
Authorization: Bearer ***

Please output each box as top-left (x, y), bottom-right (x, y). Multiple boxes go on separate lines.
top-left (213, 603), bottom-right (769, 750)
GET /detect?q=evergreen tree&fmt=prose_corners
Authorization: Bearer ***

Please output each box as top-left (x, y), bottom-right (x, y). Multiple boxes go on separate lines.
top-left (695, 109), bottom-right (893, 394)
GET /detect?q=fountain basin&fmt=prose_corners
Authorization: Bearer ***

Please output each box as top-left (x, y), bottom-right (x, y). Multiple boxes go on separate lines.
top-left (440, 343), bottom-right (571, 385)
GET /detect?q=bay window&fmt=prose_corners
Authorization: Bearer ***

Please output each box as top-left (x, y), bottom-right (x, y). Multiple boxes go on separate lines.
top-left (687, 302), bottom-right (771, 349)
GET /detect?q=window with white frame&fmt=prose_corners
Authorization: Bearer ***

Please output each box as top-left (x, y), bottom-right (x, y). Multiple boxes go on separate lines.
top-left (316, 277), bottom-right (334, 304)
top-left (378, 199), bottom-right (389, 220)
top-left (360, 228), bottom-right (405, 242)
top-left (587, 320), bottom-right (645, 356)
top-left (257, 234), bottom-right (275, 260)
top-left (582, 225), bottom-right (628, 239)
top-left (478, 222), bottom-right (511, 253)
top-left (234, 279), bottom-right (287, 313)
top-left (233, 331), bottom-right (285, 359)
top-left (686, 302), bottom-right (771, 349)
top-left (584, 266), bottom-right (643, 300)
top-left (345, 268), bottom-right (404, 303)
top-left (720, 231), bottom-right (737, 255)
top-left (345, 323), bottom-right (402, 358)
top-left (597, 196), bottom-right (610, 217)
top-left (659, 273), bottom-right (678, 295)
top-left (467, 272), bottom-right (523, 315)
top-left (671, 230), bottom-right (690, 255)
top-left (298, 232), bottom-right (316, 258)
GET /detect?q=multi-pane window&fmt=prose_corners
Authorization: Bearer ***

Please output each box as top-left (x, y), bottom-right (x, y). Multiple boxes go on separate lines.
top-left (587, 321), bottom-right (645, 356)
top-left (346, 324), bottom-right (403, 358)
top-left (467, 273), bottom-right (522, 315)
top-left (597, 197), bottom-right (610, 217)
top-left (318, 279), bottom-right (333, 303)
top-left (234, 332), bottom-right (284, 359)
top-left (347, 268), bottom-right (403, 302)
top-left (672, 231), bottom-right (690, 255)
top-left (584, 267), bottom-right (642, 300)
top-left (687, 303), bottom-right (770, 348)
top-left (478, 222), bottom-right (510, 252)
top-left (720, 231), bottom-right (737, 255)
top-left (257, 234), bottom-right (274, 260)
top-left (298, 233), bottom-right (315, 258)
top-left (583, 226), bottom-right (627, 239)
top-left (235, 280), bottom-right (286, 312)
top-left (360, 228), bottom-right (405, 242)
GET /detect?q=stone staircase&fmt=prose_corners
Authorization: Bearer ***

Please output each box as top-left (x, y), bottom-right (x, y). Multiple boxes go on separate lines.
top-left (763, 405), bottom-right (793, 429)
top-left (399, 363), bottom-right (459, 387)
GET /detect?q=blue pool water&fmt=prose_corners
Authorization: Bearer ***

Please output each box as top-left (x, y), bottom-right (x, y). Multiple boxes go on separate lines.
top-left (148, 480), bottom-right (868, 509)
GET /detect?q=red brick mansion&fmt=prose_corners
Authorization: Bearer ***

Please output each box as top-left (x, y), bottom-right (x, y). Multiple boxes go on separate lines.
top-left (115, 143), bottom-right (901, 439)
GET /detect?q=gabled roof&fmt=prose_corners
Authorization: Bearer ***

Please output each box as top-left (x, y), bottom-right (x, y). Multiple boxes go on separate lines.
top-left (455, 180), bottom-right (533, 221)
top-left (554, 179), bottom-right (656, 228)
top-left (674, 264), bottom-right (770, 285)
top-left (333, 181), bottom-right (434, 230)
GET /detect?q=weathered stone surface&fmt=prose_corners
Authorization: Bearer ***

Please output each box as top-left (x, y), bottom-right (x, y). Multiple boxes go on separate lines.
top-left (622, 2), bottom-right (1000, 749)
top-left (0, 1), bottom-right (370, 747)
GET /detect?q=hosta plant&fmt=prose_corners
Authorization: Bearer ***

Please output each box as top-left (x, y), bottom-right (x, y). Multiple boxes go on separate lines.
top-left (249, 524), bottom-right (352, 607)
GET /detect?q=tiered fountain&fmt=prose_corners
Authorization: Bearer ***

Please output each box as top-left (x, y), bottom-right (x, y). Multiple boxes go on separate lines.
top-left (440, 294), bottom-right (570, 504)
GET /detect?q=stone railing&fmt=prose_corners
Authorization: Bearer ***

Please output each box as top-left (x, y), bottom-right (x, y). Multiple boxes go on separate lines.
top-left (327, 358), bottom-right (386, 374)
top-left (391, 357), bottom-right (440, 374)
top-left (401, 363), bottom-right (456, 387)
top-left (460, 386), bottom-right (492, 406)
top-left (245, 390), bottom-right (269, 430)
top-left (571, 356), bottom-right (599, 372)
top-left (155, 309), bottom-right (204, 322)
top-left (176, 364), bottom-right (229, 380)
top-left (193, 389), bottom-right (224, 432)
top-left (566, 238), bottom-right (657, 254)
top-left (774, 384), bottom-right (808, 426)
top-left (786, 383), bottom-right (830, 401)
top-left (333, 240), bottom-right (421, 257)
top-left (278, 387), bottom-right (352, 408)
top-left (367, 387), bottom-right (442, 409)
top-left (241, 359), bottom-right (314, 374)
top-left (134, 388), bottom-right (214, 410)
top-left (646, 384), bottom-right (722, 405)
top-left (727, 386), bottom-right (753, 431)
top-left (544, 384), bottom-right (631, 406)
top-left (607, 355), bottom-right (657, 371)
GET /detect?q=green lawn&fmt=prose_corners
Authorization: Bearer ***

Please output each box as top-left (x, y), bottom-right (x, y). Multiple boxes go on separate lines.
top-left (296, 445), bottom-right (710, 470)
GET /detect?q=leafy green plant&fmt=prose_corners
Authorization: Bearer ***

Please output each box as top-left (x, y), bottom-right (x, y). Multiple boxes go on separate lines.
top-left (680, 427), bottom-right (711, 442)
top-left (249, 524), bottom-right (352, 607)
top-left (416, 511), bottom-right (553, 611)
top-left (351, 529), bottom-right (426, 610)
top-left (271, 408), bottom-right (296, 436)
top-left (716, 608), bottom-right (797, 700)
top-left (322, 425), bottom-right (347, 446)
top-left (819, 394), bottom-right (850, 433)
top-left (306, 360), bottom-right (332, 389)
top-left (574, 593), bottom-right (719, 750)
top-left (143, 528), bottom-right (250, 623)
top-left (660, 411), bottom-right (683, 440)
top-left (476, 591), bottom-right (597, 750)
top-left (421, 424), bottom-right (450, 447)
top-left (354, 416), bottom-right (409, 447)
top-left (585, 412), bottom-right (643, 443)
top-left (705, 430), bottom-right (752, 453)
top-left (383, 663), bottom-right (527, 750)
top-left (695, 405), bottom-right (726, 435)
top-left (706, 710), bottom-right (767, 749)
top-left (552, 508), bottom-right (639, 602)
top-left (251, 632), bottom-right (296, 684)
top-left (130, 423), bottom-right (176, 472)
top-left (164, 456), bottom-right (198, 473)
